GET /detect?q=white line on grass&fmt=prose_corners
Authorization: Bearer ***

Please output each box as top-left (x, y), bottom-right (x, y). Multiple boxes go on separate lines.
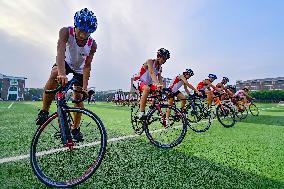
top-left (7, 102), bottom-right (14, 109)
top-left (1, 105), bottom-right (281, 164)
top-left (0, 122), bottom-right (192, 164)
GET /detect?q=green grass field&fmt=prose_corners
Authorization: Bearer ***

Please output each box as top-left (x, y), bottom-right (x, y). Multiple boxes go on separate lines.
top-left (0, 101), bottom-right (284, 188)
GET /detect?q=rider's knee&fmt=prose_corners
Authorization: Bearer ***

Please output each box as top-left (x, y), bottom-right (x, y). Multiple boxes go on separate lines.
top-left (50, 67), bottom-right (58, 80)
top-left (142, 86), bottom-right (150, 93)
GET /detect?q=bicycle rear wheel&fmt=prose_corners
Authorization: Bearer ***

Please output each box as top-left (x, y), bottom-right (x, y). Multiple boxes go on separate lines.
top-left (187, 104), bottom-right (212, 132)
top-left (144, 104), bottom-right (187, 148)
top-left (249, 103), bottom-right (259, 116)
top-left (216, 104), bottom-right (236, 128)
top-left (30, 108), bottom-right (107, 188)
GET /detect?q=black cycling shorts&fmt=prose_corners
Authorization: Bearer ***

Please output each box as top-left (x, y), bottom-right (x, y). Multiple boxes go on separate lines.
top-left (168, 90), bottom-right (182, 98)
top-left (52, 62), bottom-right (83, 87)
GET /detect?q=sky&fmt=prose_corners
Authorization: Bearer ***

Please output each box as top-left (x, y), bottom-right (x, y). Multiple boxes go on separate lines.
top-left (0, 0), bottom-right (283, 91)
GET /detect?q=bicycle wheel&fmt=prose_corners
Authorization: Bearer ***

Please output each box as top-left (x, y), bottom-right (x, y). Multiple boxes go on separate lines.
top-left (249, 103), bottom-right (259, 116)
top-left (235, 107), bottom-right (248, 121)
top-left (130, 104), bottom-right (144, 135)
top-left (216, 104), bottom-right (236, 128)
top-left (144, 104), bottom-right (187, 148)
top-left (187, 104), bottom-right (212, 132)
top-left (30, 108), bottom-right (107, 188)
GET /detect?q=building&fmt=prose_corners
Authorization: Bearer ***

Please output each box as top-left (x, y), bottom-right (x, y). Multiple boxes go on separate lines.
top-left (236, 77), bottom-right (284, 91)
top-left (0, 73), bottom-right (27, 100)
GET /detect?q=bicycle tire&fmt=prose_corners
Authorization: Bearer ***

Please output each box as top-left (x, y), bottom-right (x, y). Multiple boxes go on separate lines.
top-left (249, 103), bottom-right (259, 116)
top-left (144, 104), bottom-right (187, 148)
top-left (187, 104), bottom-right (212, 133)
top-left (130, 104), bottom-right (144, 135)
top-left (216, 104), bottom-right (236, 128)
top-left (30, 108), bottom-right (107, 188)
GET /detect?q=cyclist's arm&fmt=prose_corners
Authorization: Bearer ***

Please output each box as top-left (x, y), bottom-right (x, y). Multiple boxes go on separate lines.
top-left (180, 75), bottom-right (199, 94)
top-left (183, 84), bottom-right (190, 95)
top-left (56, 27), bottom-right (69, 85)
top-left (83, 41), bottom-right (97, 90)
top-left (158, 74), bottom-right (164, 87)
top-left (146, 59), bottom-right (159, 85)
top-left (218, 83), bottom-right (229, 93)
top-left (207, 81), bottom-right (220, 92)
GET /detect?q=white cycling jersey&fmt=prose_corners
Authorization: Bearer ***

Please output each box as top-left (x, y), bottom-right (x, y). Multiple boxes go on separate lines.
top-left (64, 27), bottom-right (94, 74)
top-left (169, 75), bottom-right (184, 93)
top-left (134, 60), bottom-right (161, 85)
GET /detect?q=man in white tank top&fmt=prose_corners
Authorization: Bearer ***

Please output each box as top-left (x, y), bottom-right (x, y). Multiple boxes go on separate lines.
top-left (165, 69), bottom-right (201, 126)
top-left (133, 48), bottom-right (171, 119)
top-left (36, 8), bottom-right (98, 142)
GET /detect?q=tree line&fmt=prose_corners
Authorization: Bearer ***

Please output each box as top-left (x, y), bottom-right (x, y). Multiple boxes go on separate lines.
top-left (250, 90), bottom-right (284, 103)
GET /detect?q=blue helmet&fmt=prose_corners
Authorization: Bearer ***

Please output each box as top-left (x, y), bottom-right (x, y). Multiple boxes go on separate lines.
top-left (185, 69), bottom-right (194, 76)
top-left (208, 74), bottom-right (217, 80)
top-left (74, 8), bottom-right (98, 33)
top-left (157, 48), bottom-right (170, 59)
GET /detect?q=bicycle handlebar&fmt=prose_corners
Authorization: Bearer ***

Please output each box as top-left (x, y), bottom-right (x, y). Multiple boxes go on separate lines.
top-left (45, 79), bottom-right (94, 104)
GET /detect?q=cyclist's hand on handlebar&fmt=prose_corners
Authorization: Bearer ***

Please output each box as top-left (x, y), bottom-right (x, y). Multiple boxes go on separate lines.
top-left (57, 75), bottom-right (68, 87)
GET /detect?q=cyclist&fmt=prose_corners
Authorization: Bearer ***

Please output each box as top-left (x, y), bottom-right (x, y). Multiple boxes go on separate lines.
top-left (36, 8), bottom-right (98, 141)
top-left (197, 74), bottom-right (221, 108)
top-left (165, 69), bottom-right (202, 126)
top-left (215, 77), bottom-right (231, 100)
top-left (226, 85), bottom-right (236, 97)
top-left (133, 48), bottom-right (170, 119)
top-left (235, 87), bottom-right (254, 105)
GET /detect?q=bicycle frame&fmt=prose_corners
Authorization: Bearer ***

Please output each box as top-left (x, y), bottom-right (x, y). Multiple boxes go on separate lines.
top-left (45, 79), bottom-right (87, 149)
top-left (149, 92), bottom-right (167, 128)
top-left (56, 91), bottom-right (74, 148)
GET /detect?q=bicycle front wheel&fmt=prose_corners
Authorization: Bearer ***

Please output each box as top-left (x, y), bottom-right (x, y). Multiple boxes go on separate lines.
top-left (187, 104), bottom-right (212, 133)
top-left (235, 107), bottom-right (248, 121)
top-left (216, 104), bottom-right (236, 128)
top-left (144, 104), bottom-right (187, 148)
top-left (30, 108), bottom-right (107, 188)
top-left (249, 103), bottom-right (259, 116)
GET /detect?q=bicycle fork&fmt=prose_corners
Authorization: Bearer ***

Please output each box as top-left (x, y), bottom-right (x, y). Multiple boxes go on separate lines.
top-left (57, 93), bottom-right (74, 149)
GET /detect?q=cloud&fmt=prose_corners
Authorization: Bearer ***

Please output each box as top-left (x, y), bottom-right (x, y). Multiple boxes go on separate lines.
top-left (0, 0), bottom-right (203, 90)
top-left (0, 0), bottom-right (283, 90)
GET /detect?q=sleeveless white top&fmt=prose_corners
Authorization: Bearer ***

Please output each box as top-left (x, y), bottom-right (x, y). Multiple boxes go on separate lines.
top-left (169, 75), bottom-right (184, 93)
top-left (64, 27), bottom-right (94, 74)
top-left (134, 60), bottom-right (161, 85)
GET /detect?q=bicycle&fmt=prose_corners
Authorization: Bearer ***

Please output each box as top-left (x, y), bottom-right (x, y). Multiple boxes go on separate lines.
top-left (222, 96), bottom-right (248, 121)
top-left (30, 78), bottom-right (107, 188)
top-left (213, 93), bottom-right (236, 128)
top-left (175, 94), bottom-right (212, 133)
top-left (248, 100), bottom-right (259, 116)
top-left (130, 89), bottom-right (188, 148)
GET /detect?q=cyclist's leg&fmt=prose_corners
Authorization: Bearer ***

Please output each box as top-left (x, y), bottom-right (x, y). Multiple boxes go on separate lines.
top-left (72, 74), bottom-right (84, 129)
top-left (166, 97), bottom-right (174, 118)
top-left (206, 90), bottom-right (214, 107)
top-left (42, 65), bottom-right (59, 111)
top-left (176, 92), bottom-right (186, 110)
top-left (139, 83), bottom-right (150, 113)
